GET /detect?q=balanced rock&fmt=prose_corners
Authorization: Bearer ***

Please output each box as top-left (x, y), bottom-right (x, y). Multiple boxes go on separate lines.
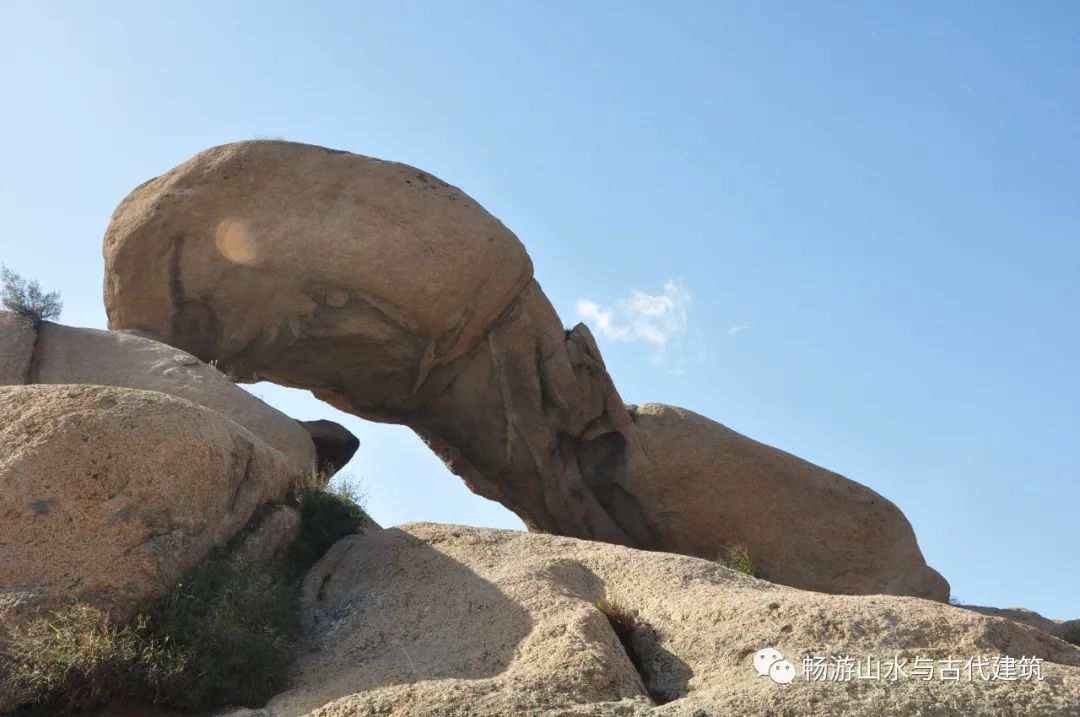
top-left (242, 524), bottom-right (1080, 717)
top-left (0, 384), bottom-right (304, 630)
top-left (102, 140), bottom-right (945, 599)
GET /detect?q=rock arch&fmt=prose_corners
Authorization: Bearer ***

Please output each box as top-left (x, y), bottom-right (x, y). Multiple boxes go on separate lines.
top-left (103, 140), bottom-right (948, 600)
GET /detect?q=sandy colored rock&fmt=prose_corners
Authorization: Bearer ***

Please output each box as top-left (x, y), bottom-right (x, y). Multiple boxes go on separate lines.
top-left (0, 312), bottom-right (36, 384)
top-left (621, 403), bottom-right (948, 600)
top-left (103, 140), bottom-right (533, 389)
top-left (964, 605), bottom-right (1080, 645)
top-left (102, 141), bottom-right (637, 547)
top-left (2, 317), bottom-right (317, 475)
top-left (102, 141), bottom-right (945, 600)
top-left (0, 384), bottom-right (304, 631)
top-left (235, 524), bottom-right (1080, 717)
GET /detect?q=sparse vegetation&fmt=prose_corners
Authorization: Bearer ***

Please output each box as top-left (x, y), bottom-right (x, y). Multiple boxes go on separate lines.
top-left (0, 265), bottom-right (62, 328)
top-left (596, 598), bottom-right (640, 642)
top-left (720, 545), bottom-right (760, 578)
top-left (138, 553), bottom-right (296, 710)
top-left (1, 471), bottom-right (372, 714)
top-left (1, 555), bottom-right (294, 714)
top-left (595, 598), bottom-right (681, 705)
top-left (289, 470), bottom-right (370, 574)
top-left (0, 604), bottom-right (179, 713)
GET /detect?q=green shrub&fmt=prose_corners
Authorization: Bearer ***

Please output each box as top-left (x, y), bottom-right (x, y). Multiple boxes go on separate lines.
top-left (720, 545), bottom-right (760, 578)
top-left (289, 471), bottom-right (370, 573)
top-left (138, 553), bottom-right (296, 710)
top-left (1, 556), bottom-right (294, 714)
top-left (0, 265), bottom-right (62, 328)
top-left (0, 604), bottom-right (182, 713)
top-left (1, 552), bottom-right (295, 712)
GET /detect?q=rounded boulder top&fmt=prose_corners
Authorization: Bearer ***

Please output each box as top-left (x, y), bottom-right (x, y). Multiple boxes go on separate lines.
top-left (103, 140), bottom-right (533, 391)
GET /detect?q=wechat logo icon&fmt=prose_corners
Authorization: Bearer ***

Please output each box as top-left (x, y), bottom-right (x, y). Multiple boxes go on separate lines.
top-left (753, 647), bottom-right (796, 685)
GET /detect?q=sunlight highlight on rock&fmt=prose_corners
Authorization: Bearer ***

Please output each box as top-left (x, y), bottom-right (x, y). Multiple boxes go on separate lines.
top-left (214, 217), bottom-right (257, 264)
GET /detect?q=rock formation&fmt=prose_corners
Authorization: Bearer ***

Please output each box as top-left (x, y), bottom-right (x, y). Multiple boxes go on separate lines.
top-left (0, 384), bottom-right (303, 630)
top-left (962, 605), bottom-right (1080, 646)
top-left (234, 504), bottom-right (304, 565)
top-left (622, 404), bottom-right (949, 598)
top-left (0, 313), bottom-right (337, 475)
top-left (300, 420), bottom-right (360, 474)
top-left (221, 524), bottom-right (1080, 717)
top-left (101, 140), bottom-right (946, 600)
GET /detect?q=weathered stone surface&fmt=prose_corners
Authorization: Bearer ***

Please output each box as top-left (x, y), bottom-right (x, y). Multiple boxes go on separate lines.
top-left (0, 384), bottom-right (304, 631)
top-left (300, 420), bottom-right (360, 474)
top-left (236, 524), bottom-right (1080, 717)
top-left (0, 312), bottom-right (36, 384)
top-left (964, 605), bottom-right (1080, 645)
top-left (102, 141), bottom-right (945, 599)
top-left (1, 317), bottom-right (318, 475)
top-left (235, 504), bottom-right (303, 565)
top-left (102, 140), bottom-right (635, 547)
top-left (621, 403), bottom-right (949, 600)
top-left (103, 140), bottom-right (533, 393)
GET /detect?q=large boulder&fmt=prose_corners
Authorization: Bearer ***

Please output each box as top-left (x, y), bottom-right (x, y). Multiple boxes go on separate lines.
top-left (0, 384), bottom-right (304, 631)
top-left (102, 140), bottom-right (945, 599)
top-left (235, 524), bottom-right (1080, 717)
top-left (0, 315), bottom-right (320, 475)
top-left (621, 403), bottom-right (948, 600)
top-left (102, 140), bottom-right (638, 546)
top-left (103, 140), bottom-right (533, 389)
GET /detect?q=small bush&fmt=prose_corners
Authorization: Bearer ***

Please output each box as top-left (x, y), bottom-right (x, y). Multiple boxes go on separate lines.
top-left (596, 599), bottom-right (640, 642)
top-left (1, 556), bottom-right (295, 714)
top-left (720, 545), bottom-right (760, 578)
top-left (138, 553), bottom-right (295, 710)
top-left (289, 470), bottom-right (370, 573)
top-left (0, 265), bottom-right (62, 328)
top-left (0, 605), bottom-right (182, 713)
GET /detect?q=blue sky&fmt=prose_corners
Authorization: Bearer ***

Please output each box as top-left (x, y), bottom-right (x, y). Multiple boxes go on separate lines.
top-left (2, 2), bottom-right (1077, 620)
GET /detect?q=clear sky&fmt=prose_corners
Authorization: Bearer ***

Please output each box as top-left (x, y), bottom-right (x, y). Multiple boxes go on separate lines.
top-left (2, 2), bottom-right (1077, 620)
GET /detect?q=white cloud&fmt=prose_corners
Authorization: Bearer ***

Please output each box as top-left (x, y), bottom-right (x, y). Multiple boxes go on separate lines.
top-left (727, 324), bottom-right (749, 337)
top-left (576, 279), bottom-right (694, 362)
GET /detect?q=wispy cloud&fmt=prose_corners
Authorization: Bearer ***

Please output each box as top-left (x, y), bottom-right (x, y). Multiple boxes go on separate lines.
top-left (727, 324), bottom-right (749, 337)
top-left (576, 279), bottom-right (698, 365)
